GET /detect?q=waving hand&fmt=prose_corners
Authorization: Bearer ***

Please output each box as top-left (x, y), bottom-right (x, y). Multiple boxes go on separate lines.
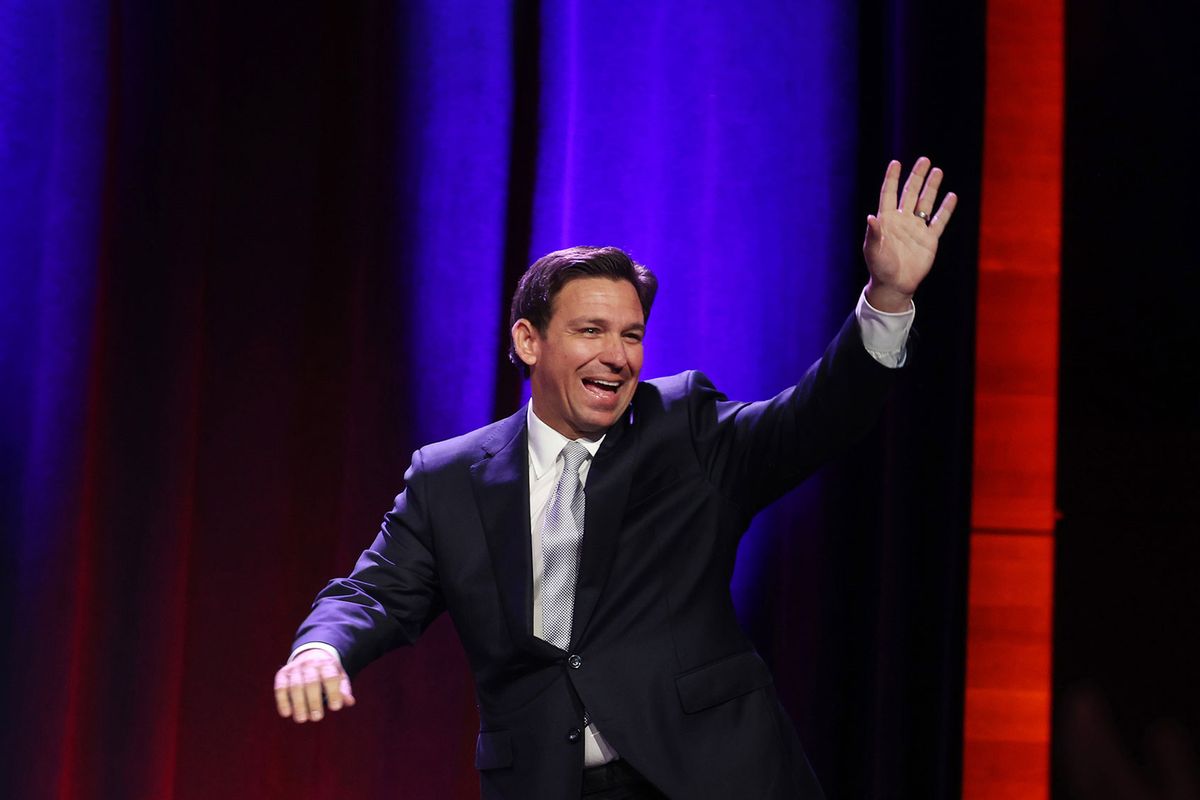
top-left (863, 157), bottom-right (957, 311)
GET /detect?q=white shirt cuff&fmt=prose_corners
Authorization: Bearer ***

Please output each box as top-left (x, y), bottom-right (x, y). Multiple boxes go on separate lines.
top-left (289, 642), bottom-right (343, 667)
top-left (855, 287), bottom-right (914, 369)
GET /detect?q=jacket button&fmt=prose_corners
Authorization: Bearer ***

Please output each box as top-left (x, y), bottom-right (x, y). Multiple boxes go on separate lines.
top-left (566, 728), bottom-right (582, 744)
top-left (567, 654), bottom-right (583, 669)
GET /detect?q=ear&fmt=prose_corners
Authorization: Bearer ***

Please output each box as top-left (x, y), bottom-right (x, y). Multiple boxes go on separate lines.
top-left (511, 319), bottom-right (540, 367)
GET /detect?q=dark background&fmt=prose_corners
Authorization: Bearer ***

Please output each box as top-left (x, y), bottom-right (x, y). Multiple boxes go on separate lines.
top-left (1054, 0), bottom-right (1200, 796)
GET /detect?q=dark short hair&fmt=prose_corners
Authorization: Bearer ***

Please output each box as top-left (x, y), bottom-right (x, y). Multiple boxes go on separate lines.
top-left (508, 246), bottom-right (658, 371)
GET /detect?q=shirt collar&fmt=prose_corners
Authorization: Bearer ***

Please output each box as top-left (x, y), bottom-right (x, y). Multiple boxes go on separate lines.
top-left (526, 402), bottom-right (605, 480)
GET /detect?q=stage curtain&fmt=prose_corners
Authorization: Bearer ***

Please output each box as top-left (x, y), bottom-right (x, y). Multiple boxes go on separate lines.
top-left (0, 2), bottom-right (982, 797)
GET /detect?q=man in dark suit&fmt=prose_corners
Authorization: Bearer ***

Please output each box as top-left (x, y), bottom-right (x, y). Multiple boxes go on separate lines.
top-left (274, 158), bottom-right (957, 798)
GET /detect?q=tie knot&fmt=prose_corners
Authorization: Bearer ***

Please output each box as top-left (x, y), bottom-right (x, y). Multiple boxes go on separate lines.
top-left (560, 441), bottom-right (589, 472)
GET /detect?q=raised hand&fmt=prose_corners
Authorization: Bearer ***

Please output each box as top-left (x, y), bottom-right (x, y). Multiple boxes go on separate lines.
top-left (863, 157), bottom-right (957, 312)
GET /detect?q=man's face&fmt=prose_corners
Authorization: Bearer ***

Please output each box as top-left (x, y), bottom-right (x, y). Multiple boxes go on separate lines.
top-left (517, 276), bottom-right (645, 440)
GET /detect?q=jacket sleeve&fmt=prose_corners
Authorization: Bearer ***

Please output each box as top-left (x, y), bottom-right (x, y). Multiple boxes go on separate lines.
top-left (688, 311), bottom-right (901, 517)
top-left (291, 448), bottom-right (445, 677)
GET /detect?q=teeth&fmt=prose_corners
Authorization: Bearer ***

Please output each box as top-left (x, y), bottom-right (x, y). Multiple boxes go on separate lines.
top-left (589, 379), bottom-right (620, 388)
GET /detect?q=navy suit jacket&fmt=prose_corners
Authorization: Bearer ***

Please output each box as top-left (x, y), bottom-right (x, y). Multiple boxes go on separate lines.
top-left (294, 313), bottom-right (898, 798)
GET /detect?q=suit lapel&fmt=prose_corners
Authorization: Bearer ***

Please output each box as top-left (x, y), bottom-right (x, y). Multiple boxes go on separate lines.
top-left (571, 408), bottom-right (637, 648)
top-left (470, 403), bottom-right (639, 655)
top-left (469, 409), bottom-right (560, 660)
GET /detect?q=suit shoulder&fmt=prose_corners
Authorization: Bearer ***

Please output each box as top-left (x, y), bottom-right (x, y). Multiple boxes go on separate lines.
top-left (640, 370), bottom-right (723, 402)
top-left (411, 410), bottom-right (523, 473)
top-left (635, 370), bottom-right (725, 418)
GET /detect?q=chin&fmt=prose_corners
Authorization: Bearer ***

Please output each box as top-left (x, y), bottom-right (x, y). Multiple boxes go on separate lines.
top-left (574, 410), bottom-right (620, 437)
top-left (593, 407), bottom-right (626, 431)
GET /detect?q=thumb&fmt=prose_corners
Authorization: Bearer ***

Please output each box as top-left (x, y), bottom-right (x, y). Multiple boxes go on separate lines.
top-left (340, 674), bottom-right (357, 706)
top-left (864, 214), bottom-right (881, 247)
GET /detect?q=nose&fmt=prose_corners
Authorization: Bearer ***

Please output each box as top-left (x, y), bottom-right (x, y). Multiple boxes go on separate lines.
top-left (599, 336), bottom-right (628, 372)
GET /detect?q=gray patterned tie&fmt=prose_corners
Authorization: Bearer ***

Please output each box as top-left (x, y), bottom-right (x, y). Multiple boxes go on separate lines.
top-left (542, 441), bottom-right (589, 650)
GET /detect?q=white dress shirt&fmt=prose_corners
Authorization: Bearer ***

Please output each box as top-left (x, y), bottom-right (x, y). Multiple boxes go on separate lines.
top-left (291, 287), bottom-right (915, 767)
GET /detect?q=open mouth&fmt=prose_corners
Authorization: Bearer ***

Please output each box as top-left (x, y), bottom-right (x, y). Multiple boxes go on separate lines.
top-left (581, 377), bottom-right (622, 398)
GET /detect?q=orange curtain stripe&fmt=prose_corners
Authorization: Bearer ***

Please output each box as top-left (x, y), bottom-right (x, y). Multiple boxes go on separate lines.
top-left (963, 0), bottom-right (1063, 798)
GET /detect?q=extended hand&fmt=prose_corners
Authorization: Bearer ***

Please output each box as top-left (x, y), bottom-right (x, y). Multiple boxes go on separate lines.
top-left (863, 157), bottom-right (957, 311)
top-left (274, 648), bottom-right (356, 723)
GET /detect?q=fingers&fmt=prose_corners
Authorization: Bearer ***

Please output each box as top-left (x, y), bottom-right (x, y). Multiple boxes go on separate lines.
top-left (929, 192), bottom-right (958, 236)
top-left (878, 155), bottom-right (956, 236)
top-left (288, 666), bottom-right (309, 722)
top-left (302, 661), bottom-right (324, 721)
top-left (274, 669), bottom-right (293, 718)
top-left (319, 660), bottom-right (344, 712)
top-left (878, 160), bottom-right (901, 213)
top-left (898, 156), bottom-right (931, 212)
top-left (915, 167), bottom-right (944, 218)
